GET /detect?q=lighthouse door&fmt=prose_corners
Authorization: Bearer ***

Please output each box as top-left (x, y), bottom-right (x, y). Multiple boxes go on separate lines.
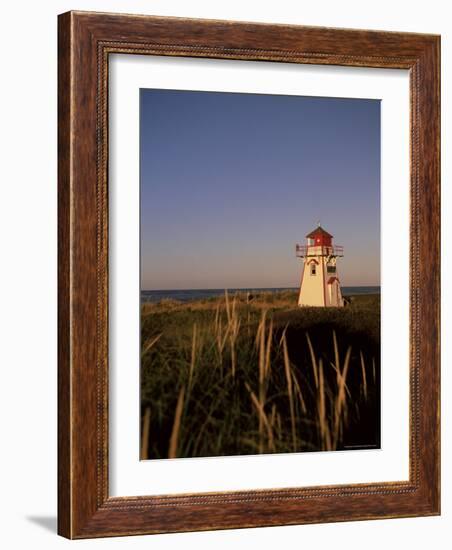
top-left (331, 283), bottom-right (337, 305)
top-left (328, 279), bottom-right (338, 306)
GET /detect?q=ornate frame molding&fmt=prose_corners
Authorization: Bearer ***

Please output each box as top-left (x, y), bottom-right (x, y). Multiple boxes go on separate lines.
top-left (58, 11), bottom-right (440, 538)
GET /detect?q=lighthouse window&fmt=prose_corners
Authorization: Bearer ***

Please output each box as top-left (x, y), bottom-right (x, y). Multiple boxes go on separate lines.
top-left (310, 263), bottom-right (316, 276)
top-left (327, 265), bottom-right (336, 273)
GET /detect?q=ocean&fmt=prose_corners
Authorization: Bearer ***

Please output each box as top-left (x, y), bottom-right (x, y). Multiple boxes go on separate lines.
top-left (141, 286), bottom-right (380, 303)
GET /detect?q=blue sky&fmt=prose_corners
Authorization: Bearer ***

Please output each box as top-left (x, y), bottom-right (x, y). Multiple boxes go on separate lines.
top-left (140, 89), bottom-right (380, 290)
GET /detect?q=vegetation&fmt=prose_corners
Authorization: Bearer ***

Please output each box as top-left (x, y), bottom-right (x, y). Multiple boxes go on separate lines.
top-left (140, 290), bottom-right (380, 459)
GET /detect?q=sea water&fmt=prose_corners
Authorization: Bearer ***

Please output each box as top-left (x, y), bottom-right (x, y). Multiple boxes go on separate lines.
top-left (141, 286), bottom-right (380, 303)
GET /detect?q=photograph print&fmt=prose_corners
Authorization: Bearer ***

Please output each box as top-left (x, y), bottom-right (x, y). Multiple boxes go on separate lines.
top-left (140, 88), bottom-right (381, 460)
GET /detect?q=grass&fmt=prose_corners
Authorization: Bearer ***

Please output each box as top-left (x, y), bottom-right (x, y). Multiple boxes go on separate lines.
top-left (140, 290), bottom-right (380, 459)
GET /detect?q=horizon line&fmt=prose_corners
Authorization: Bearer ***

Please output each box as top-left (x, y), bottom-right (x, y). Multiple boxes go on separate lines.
top-left (141, 284), bottom-right (381, 292)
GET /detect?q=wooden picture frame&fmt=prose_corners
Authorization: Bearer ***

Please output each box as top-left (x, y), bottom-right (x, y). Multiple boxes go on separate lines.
top-left (58, 11), bottom-right (440, 539)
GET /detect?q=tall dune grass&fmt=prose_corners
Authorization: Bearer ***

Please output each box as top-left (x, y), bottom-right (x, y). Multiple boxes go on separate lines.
top-left (140, 291), bottom-right (380, 459)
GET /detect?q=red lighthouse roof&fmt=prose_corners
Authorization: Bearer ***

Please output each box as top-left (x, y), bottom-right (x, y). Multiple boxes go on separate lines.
top-left (305, 225), bottom-right (333, 239)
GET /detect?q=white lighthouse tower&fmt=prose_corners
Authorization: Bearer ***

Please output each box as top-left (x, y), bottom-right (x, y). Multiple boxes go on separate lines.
top-left (296, 225), bottom-right (344, 307)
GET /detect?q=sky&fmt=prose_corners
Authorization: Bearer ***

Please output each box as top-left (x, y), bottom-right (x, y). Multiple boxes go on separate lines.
top-left (140, 89), bottom-right (380, 290)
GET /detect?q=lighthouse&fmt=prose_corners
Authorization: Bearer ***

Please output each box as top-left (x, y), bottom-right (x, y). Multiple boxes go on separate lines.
top-left (296, 225), bottom-right (344, 307)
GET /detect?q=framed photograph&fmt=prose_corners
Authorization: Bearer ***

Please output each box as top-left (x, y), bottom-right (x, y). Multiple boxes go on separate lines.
top-left (58, 11), bottom-right (440, 538)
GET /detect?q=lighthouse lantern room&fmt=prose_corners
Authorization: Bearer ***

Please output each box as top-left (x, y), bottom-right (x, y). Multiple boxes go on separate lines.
top-left (296, 225), bottom-right (344, 307)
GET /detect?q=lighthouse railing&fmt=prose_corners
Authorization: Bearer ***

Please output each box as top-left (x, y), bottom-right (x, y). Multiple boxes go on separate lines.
top-left (295, 244), bottom-right (344, 257)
